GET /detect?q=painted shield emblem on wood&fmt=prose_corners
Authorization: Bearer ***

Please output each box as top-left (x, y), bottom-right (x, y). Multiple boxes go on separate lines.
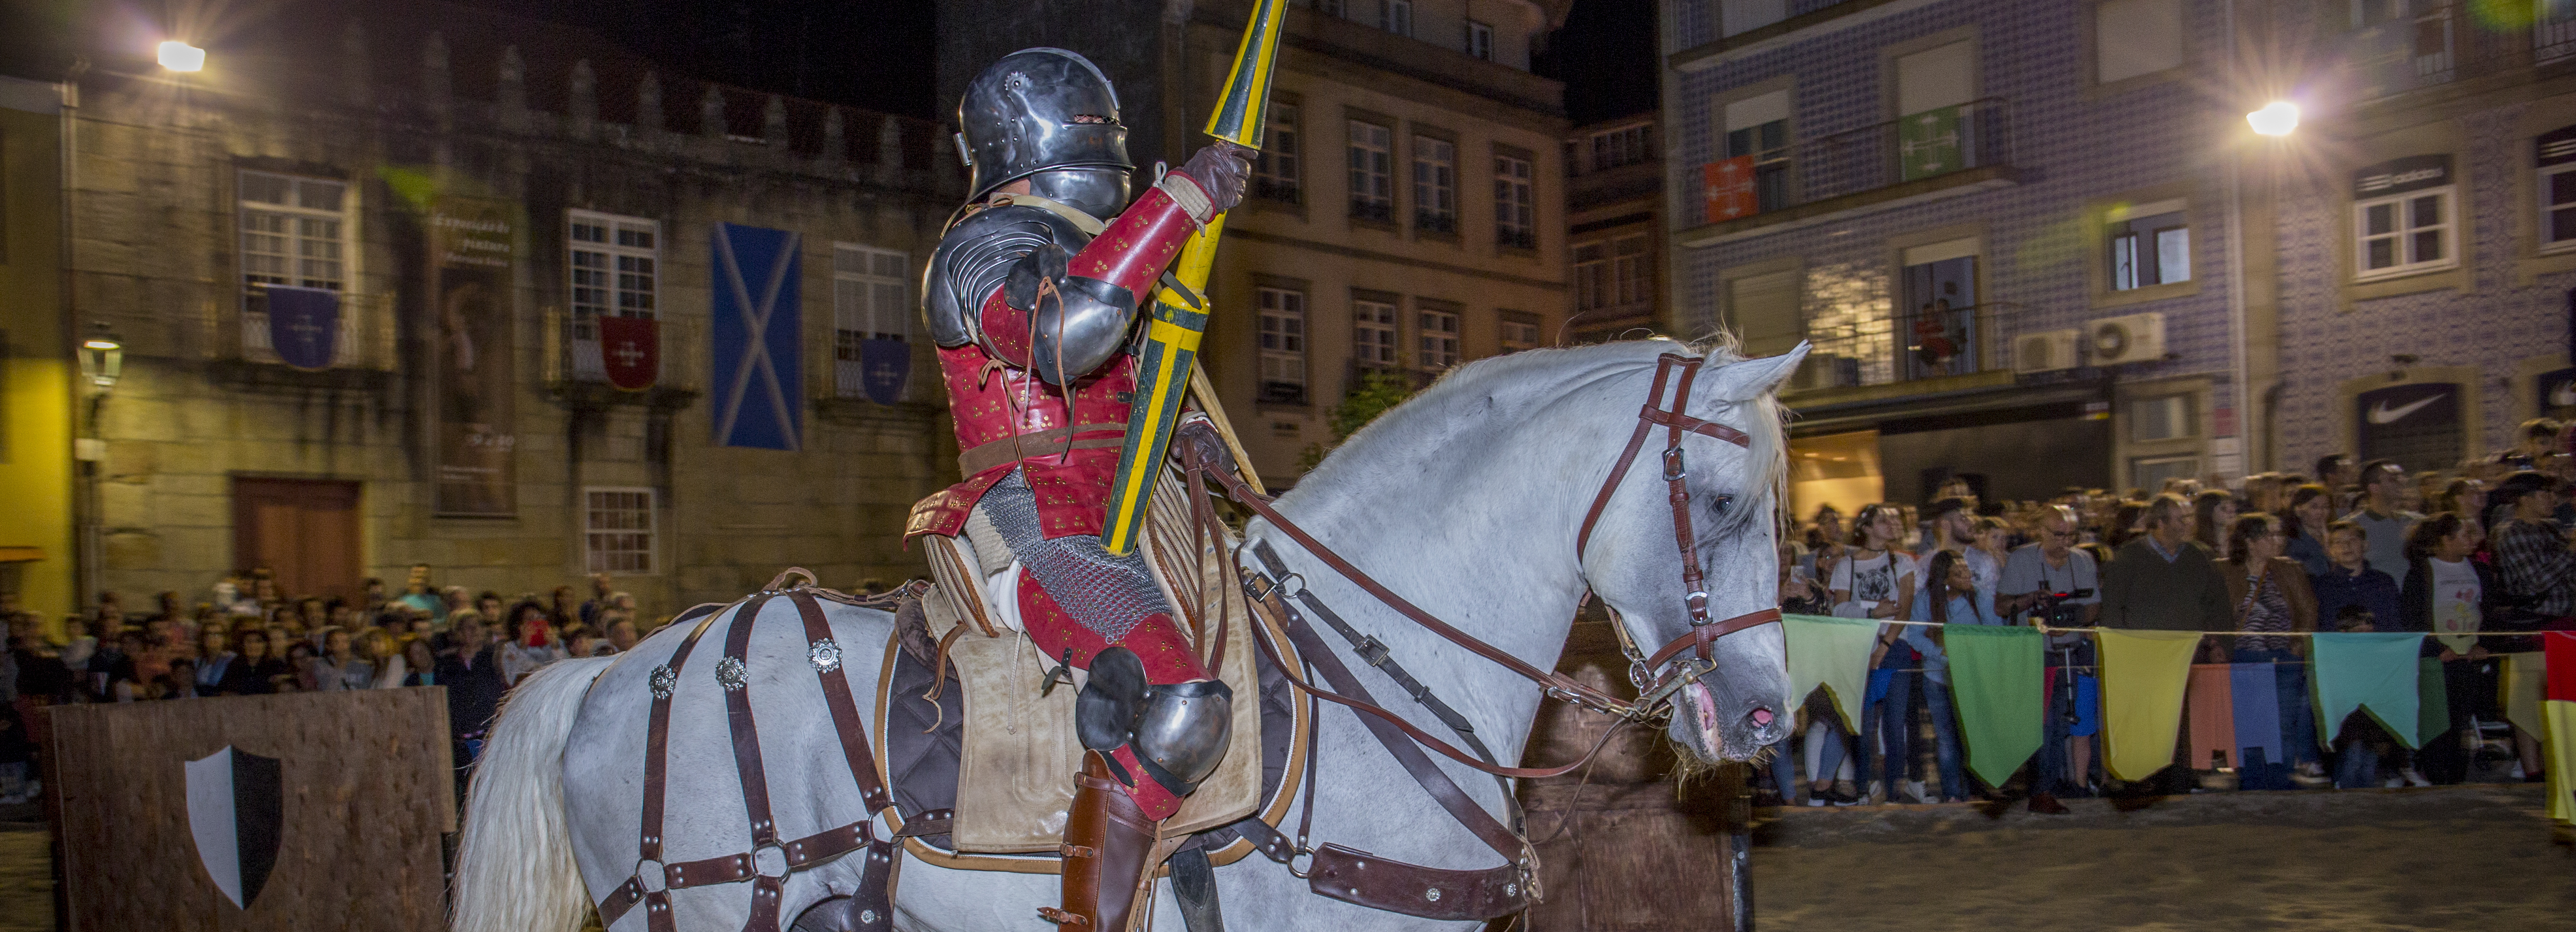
top-left (186, 745), bottom-right (283, 909)
top-left (599, 315), bottom-right (660, 392)
top-left (264, 285), bottom-right (340, 371)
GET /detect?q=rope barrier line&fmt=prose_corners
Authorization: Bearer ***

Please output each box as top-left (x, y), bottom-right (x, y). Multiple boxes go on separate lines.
top-left (1815, 615), bottom-right (2550, 638)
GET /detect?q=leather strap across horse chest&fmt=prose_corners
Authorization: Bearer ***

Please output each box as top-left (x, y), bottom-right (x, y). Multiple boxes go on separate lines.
top-left (599, 584), bottom-right (906, 932)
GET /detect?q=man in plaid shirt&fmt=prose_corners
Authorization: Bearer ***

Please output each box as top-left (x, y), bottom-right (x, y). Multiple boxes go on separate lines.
top-left (2489, 472), bottom-right (2576, 618)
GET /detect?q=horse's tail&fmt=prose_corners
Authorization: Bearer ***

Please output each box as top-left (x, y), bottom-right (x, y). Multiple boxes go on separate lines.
top-left (452, 656), bottom-right (616, 932)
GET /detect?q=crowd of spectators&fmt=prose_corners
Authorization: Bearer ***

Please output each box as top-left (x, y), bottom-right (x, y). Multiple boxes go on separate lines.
top-left (0, 564), bottom-right (682, 803)
top-left (1763, 418), bottom-right (2576, 812)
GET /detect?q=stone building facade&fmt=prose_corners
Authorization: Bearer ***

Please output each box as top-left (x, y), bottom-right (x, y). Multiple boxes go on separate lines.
top-left (936, 0), bottom-right (1575, 486)
top-left (1566, 113), bottom-right (1669, 342)
top-left (51, 4), bottom-right (959, 616)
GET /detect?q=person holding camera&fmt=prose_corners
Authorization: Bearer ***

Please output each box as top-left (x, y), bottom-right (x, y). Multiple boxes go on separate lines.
top-left (1999, 505), bottom-right (2101, 812)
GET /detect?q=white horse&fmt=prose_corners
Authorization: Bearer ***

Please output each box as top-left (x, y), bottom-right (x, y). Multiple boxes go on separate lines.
top-left (453, 338), bottom-right (1806, 932)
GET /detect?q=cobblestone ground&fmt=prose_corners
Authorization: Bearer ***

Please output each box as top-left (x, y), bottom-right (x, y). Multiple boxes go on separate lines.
top-left (1750, 784), bottom-right (2575, 931)
top-left (0, 802), bottom-right (48, 932)
top-left (2, 789), bottom-right (2570, 928)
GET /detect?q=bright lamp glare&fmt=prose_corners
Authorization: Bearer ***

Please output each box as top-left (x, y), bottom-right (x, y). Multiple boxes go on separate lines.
top-left (158, 40), bottom-right (206, 72)
top-left (2247, 101), bottom-right (2299, 137)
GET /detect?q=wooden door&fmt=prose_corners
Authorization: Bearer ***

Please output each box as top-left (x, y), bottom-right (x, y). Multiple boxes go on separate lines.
top-left (231, 478), bottom-right (362, 603)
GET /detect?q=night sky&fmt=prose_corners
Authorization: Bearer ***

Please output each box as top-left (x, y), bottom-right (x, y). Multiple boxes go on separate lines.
top-left (452, 0), bottom-right (1658, 126)
top-left (0, 0), bottom-right (1656, 126)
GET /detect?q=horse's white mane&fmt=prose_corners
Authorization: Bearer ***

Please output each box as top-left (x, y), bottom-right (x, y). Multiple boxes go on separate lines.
top-left (1293, 337), bottom-right (1792, 536)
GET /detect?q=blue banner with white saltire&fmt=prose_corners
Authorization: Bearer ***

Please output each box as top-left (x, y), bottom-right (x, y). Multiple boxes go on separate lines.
top-left (710, 223), bottom-right (804, 450)
top-left (264, 285), bottom-right (340, 371)
top-left (859, 337), bottom-right (910, 406)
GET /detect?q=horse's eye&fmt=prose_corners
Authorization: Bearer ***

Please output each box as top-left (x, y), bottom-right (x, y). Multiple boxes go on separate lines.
top-left (1712, 495), bottom-right (1733, 514)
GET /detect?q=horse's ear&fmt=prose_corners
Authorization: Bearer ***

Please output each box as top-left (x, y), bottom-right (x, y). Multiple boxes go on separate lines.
top-left (1705, 342), bottom-right (1810, 400)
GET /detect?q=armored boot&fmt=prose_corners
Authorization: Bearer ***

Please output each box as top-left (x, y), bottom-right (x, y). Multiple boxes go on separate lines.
top-left (1041, 751), bottom-right (1161, 931)
top-left (1041, 647), bottom-right (1233, 931)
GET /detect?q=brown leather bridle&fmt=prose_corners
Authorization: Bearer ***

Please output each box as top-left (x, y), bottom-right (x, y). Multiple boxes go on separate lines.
top-left (1573, 353), bottom-right (1781, 708)
top-left (1194, 350), bottom-right (1778, 736)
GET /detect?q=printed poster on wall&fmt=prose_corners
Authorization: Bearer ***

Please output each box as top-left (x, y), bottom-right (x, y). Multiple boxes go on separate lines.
top-left (2355, 381), bottom-right (2461, 476)
top-left (431, 197), bottom-right (521, 516)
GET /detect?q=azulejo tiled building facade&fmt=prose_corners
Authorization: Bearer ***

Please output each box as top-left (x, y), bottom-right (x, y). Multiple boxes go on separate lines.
top-left (1658, 0), bottom-right (2576, 512)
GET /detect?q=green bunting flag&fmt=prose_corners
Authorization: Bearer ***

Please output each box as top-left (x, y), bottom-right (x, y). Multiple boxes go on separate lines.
top-left (1943, 625), bottom-right (2045, 787)
top-left (2310, 633), bottom-right (2425, 750)
top-left (1784, 614), bottom-right (1880, 731)
top-left (2417, 657), bottom-right (2449, 749)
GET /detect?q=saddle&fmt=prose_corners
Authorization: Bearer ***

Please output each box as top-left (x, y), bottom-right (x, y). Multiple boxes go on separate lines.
top-left (878, 464), bottom-right (1309, 870)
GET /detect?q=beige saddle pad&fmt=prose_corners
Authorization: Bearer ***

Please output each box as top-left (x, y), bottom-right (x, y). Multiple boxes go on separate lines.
top-left (913, 467), bottom-right (1265, 853)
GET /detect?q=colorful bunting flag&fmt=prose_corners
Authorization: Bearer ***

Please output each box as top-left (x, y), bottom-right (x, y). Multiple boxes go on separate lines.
top-left (2544, 631), bottom-right (2576, 825)
top-left (2501, 651), bottom-right (2547, 743)
top-left (2097, 630), bottom-right (2201, 782)
top-left (2187, 665), bottom-right (2236, 768)
top-left (2230, 662), bottom-right (2289, 785)
top-left (1784, 614), bottom-right (1880, 731)
top-left (1942, 625), bottom-right (2044, 787)
top-left (2417, 657), bottom-right (2450, 749)
top-left (2311, 633), bottom-right (2424, 750)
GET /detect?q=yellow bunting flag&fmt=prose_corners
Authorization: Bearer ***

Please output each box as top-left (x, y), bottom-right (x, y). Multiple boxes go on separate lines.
top-left (2096, 630), bottom-right (2203, 782)
top-left (1784, 614), bottom-right (1880, 731)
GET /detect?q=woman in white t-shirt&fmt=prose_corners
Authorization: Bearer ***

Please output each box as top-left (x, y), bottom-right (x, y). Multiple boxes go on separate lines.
top-left (2401, 513), bottom-right (2504, 785)
top-left (1829, 504), bottom-right (1918, 803)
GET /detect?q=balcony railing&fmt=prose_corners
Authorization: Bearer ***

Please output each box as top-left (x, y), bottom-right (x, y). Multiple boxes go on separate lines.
top-left (2349, 3), bottom-right (2576, 102)
top-left (240, 309), bottom-right (362, 368)
top-left (1350, 198), bottom-right (1394, 224)
top-left (833, 334), bottom-right (920, 403)
top-left (1415, 210), bottom-right (1458, 234)
top-left (1796, 301), bottom-right (2021, 391)
top-left (1802, 97), bottom-right (2009, 206)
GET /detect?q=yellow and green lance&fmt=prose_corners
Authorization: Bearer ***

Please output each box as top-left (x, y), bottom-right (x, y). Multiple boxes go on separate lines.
top-left (1100, 0), bottom-right (1286, 556)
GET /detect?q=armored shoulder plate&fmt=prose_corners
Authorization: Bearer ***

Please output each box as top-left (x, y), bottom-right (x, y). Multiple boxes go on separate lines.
top-left (922, 203), bottom-right (1095, 349)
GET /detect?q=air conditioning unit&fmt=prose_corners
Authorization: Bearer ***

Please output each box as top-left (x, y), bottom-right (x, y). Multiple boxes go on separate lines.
top-left (2089, 312), bottom-right (2167, 367)
top-left (2012, 328), bottom-right (2081, 374)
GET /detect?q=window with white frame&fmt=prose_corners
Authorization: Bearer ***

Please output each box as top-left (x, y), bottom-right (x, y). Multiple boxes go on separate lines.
top-left (1417, 304), bottom-right (1459, 371)
top-left (1723, 92), bottom-right (1790, 213)
top-left (1574, 241), bottom-right (1610, 313)
top-left (241, 170), bottom-right (347, 294)
top-left (240, 170), bottom-right (352, 364)
top-left (833, 244), bottom-right (912, 398)
top-left (1253, 103), bottom-right (1302, 204)
top-left (2538, 126), bottom-right (2576, 251)
top-left (1257, 287), bottom-right (1308, 404)
top-left (1466, 20), bottom-right (1495, 60)
top-left (568, 210), bottom-right (659, 341)
top-left (2351, 155), bottom-right (2456, 280)
top-left (1349, 121), bottom-right (1394, 222)
top-left (1413, 136), bottom-right (1457, 233)
top-left (2106, 199), bottom-right (2189, 289)
top-left (584, 487), bottom-right (657, 574)
top-left (1380, 0), bottom-right (1412, 36)
top-left (1353, 296), bottom-right (1398, 368)
top-left (1495, 152), bottom-right (1536, 249)
top-left (1499, 311), bottom-right (1541, 353)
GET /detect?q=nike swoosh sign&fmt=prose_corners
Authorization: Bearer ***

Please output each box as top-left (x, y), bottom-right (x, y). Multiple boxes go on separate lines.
top-left (2552, 382), bottom-right (2576, 407)
top-left (2368, 394), bottom-right (2443, 425)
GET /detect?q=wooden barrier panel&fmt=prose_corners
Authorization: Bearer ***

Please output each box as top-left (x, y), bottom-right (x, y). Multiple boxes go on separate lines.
top-left (1517, 620), bottom-right (1749, 932)
top-left (46, 688), bottom-right (454, 932)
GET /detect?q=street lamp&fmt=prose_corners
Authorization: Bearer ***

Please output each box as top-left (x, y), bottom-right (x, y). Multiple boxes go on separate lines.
top-left (2247, 101), bottom-right (2299, 137)
top-left (78, 322), bottom-right (123, 390)
top-left (157, 40), bottom-right (205, 72)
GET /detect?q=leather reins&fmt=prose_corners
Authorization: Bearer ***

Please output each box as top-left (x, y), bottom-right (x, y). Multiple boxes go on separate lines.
top-left (1189, 352), bottom-right (1781, 768)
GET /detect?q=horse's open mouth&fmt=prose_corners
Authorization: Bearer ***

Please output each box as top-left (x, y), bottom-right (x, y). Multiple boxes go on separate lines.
top-left (1680, 680), bottom-right (1778, 762)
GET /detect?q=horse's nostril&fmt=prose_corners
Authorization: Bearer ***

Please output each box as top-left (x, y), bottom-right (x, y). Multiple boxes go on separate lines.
top-left (1748, 707), bottom-right (1774, 727)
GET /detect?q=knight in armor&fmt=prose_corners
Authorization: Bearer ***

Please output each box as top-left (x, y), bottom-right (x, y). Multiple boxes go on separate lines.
top-left (905, 48), bottom-right (1249, 931)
